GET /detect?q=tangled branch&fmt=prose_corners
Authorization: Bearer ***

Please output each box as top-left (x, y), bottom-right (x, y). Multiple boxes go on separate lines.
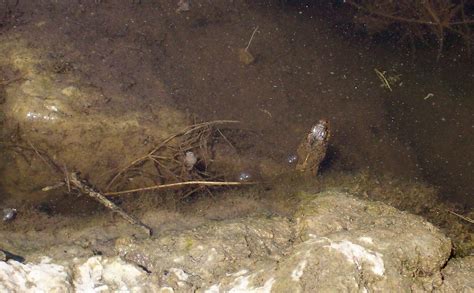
top-left (346, 0), bottom-right (473, 58)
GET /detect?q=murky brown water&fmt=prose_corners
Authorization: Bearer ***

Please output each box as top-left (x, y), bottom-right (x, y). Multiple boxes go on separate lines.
top-left (0, 0), bottom-right (472, 254)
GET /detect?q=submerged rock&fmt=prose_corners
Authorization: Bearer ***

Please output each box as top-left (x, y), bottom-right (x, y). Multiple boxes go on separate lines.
top-left (438, 256), bottom-right (474, 292)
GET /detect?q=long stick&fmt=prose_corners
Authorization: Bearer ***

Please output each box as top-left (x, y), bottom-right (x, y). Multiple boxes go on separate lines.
top-left (70, 172), bottom-right (152, 236)
top-left (104, 180), bottom-right (255, 196)
top-left (447, 210), bottom-right (474, 224)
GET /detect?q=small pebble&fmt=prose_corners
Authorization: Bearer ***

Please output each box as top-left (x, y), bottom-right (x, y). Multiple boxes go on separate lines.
top-left (237, 171), bottom-right (252, 182)
top-left (184, 151), bottom-right (197, 170)
top-left (287, 153), bottom-right (298, 165)
top-left (2, 208), bottom-right (17, 222)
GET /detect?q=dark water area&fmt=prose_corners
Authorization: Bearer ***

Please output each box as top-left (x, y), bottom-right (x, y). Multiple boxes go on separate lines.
top-left (291, 2), bottom-right (474, 208)
top-left (157, 1), bottom-right (474, 208)
top-left (386, 60), bottom-right (473, 208)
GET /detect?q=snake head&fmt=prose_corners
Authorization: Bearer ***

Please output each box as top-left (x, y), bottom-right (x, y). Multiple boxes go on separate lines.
top-left (307, 119), bottom-right (330, 145)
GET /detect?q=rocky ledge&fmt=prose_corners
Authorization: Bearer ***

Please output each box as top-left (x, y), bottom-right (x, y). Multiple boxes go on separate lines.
top-left (1, 191), bottom-right (472, 292)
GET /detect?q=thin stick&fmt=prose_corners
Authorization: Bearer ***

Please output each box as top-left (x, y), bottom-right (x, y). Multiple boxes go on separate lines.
top-left (217, 128), bottom-right (236, 151)
top-left (63, 164), bottom-right (71, 193)
top-left (374, 68), bottom-right (392, 92)
top-left (181, 185), bottom-right (205, 200)
top-left (104, 180), bottom-right (255, 196)
top-left (42, 181), bottom-right (65, 192)
top-left (245, 26), bottom-right (259, 51)
top-left (0, 74), bottom-right (26, 86)
top-left (69, 172), bottom-right (152, 236)
top-left (26, 140), bottom-right (61, 173)
top-left (447, 210), bottom-right (474, 224)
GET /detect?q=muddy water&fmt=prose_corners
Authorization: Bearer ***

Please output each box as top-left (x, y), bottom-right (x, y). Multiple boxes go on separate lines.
top-left (153, 2), bottom-right (473, 207)
top-left (0, 1), bottom-right (472, 223)
top-left (386, 59), bottom-right (473, 208)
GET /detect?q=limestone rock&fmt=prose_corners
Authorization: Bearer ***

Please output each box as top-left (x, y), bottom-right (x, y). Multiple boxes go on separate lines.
top-left (438, 256), bottom-right (474, 292)
top-left (0, 191), bottom-right (459, 291)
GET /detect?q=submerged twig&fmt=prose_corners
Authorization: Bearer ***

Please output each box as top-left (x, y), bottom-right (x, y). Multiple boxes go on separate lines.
top-left (104, 180), bottom-right (255, 196)
top-left (245, 26), bottom-right (259, 52)
top-left (0, 74), bottom-right (26, 86)
top-left (217, 128), bottom-right (237, 152)
top-left (41, 181), bottom-right (65, 192)
top-left (70, 172), bottom-right (152, 236)
top-left (105, 120), bottom-right (239, 191)
top-left (345, 0), bottom-right (473, 58)
top-left (26, 140), bottom-right (61, 173)
top-left (447, 210), bottom-right (474, 224)
top-left (374, 68), bottom-right (392, 92)
top-left (63, 164), bottom-right (71, 193)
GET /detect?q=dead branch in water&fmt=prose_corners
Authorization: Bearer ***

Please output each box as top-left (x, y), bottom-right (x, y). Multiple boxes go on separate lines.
top-left (2, 141), bottom-right (152, 235)
top-left (447, 209), bottom-right (474, 224)
top-left (345, 0), bottom-right (473, 58)
top-left (105, 120), bottom-right (240, 193)
top-left (4, 120), bottom-right (249, 236)
top-left (69, 172), bottom-right (152, 236)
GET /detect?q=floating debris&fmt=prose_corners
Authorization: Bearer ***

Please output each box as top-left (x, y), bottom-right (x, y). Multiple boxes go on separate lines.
top-left (176, 0), bottom-right (190, 13)
top-left (424, 93), bottom-right (434, 100)
top-left (374, 68), bottom-right (402, 92)
top-left (238, 48), bottom-right (255, 65)
top-left (238, 26), bottom-right (259, 65)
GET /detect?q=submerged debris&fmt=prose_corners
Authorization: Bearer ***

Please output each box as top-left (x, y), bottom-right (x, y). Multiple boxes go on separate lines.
top-left (238, 26), bottom-right (259, 65)
top-left (105, 120), bottom-right (241, 196)
top-left (69, 173), bottom-right (152, 236)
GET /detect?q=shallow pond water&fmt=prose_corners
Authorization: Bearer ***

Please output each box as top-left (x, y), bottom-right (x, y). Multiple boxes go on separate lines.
top-left (0, 0), bottom-right (472, 255)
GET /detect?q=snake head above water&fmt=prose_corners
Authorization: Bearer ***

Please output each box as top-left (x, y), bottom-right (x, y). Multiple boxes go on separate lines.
top-left (307, 119), bottom-right (330, 146)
